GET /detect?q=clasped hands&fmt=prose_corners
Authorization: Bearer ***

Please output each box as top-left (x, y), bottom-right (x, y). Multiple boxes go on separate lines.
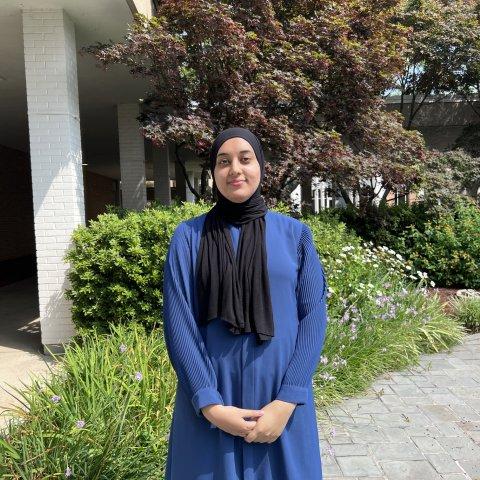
top-left (201, 400), bottom-right (296, 443)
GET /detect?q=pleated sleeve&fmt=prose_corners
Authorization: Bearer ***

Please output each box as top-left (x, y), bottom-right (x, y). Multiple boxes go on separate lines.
top-left (275, 223), bottom-right (328, 406)
top-left (162, 221), bottom-right (224, 420)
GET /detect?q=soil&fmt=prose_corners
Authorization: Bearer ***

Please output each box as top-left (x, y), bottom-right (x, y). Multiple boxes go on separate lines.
top-left (426, 287), bottom-right (478, 316)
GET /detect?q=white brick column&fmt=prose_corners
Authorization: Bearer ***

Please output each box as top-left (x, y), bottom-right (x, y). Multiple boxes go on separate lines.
top-left (117, 104), bottom-right (147, 210)
top-left (22, 9), bottom-right (84, 353)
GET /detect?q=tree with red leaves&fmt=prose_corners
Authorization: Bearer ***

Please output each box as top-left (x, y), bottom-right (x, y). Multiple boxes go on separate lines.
top-left (83, 0), bottom-right (426, 211)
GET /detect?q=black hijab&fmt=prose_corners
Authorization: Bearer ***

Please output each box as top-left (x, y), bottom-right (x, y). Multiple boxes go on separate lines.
top-left (195, 127), bottom-right (274, 345)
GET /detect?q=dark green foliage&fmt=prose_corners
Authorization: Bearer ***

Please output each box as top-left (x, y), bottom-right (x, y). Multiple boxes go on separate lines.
top-left (333, 198), bottom-right (480, 288)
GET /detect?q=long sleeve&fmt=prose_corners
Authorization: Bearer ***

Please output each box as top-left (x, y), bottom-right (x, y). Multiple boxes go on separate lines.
top-left (162, 221), bottom-right (224, 420)
top-left (275, 223), bottom-right (328, 406)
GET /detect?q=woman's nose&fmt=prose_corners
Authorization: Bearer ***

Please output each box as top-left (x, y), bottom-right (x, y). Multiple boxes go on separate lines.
top-left (229, 159), bottom-right (242, 174)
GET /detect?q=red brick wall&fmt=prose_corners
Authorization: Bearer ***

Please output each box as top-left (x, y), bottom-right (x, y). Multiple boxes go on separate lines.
top-left (0, 145), bottom-right (35, 263)
top-left (83, 170), bottom-right (119, 223)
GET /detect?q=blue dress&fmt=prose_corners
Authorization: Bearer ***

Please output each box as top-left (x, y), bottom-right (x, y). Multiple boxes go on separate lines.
top-left (162, 210), bottom-right (328, 480)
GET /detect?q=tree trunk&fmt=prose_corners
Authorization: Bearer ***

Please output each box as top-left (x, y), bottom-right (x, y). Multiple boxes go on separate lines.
top-left (300, 179), bottom-right (314, 215)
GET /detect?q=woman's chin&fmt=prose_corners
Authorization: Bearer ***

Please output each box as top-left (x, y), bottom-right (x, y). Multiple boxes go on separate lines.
top-left (226, 191), bottom-right (252, 203)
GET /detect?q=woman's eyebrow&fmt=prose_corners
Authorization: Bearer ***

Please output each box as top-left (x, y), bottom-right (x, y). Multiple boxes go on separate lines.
top-left (217, 150), bottom-right (253, 157)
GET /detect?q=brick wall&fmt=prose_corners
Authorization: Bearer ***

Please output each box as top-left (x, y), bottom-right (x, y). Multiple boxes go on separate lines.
top-left (0, 145), bottom-right (35, 263)
top-left (23, 9), bottom-right (85, 347)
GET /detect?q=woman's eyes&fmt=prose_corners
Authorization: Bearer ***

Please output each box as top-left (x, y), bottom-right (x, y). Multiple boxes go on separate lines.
top-left (219, 158), bottom-right (250, 164)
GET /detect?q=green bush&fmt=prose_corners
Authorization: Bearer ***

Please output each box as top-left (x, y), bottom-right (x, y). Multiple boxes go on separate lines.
top-left (330, 201), bottom-right (431, 247)
top-left (390, 198), bottom-right (480, 289)
top-left (331, 197), bottom-right (480, 289)
top-left (301, 213), bottom-right (466, 406)
top-left (64, 200), bottom-right (211, 332)
top-left (450, 295), bottom-right (480, 333)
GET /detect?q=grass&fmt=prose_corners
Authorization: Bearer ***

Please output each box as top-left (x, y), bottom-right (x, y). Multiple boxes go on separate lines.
top-left (0, 324), bottom-right (175, 479)
top-left (450, 295), bottom-right (480, 334)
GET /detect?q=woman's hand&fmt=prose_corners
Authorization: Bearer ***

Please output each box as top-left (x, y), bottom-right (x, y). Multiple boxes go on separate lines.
top-left (243, 400), bottom-right (296, 443)
top-left (201, 405), bottom-right (265, 437)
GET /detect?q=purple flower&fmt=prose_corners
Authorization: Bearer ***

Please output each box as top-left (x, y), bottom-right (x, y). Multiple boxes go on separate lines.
top-left (339, 311), bottom-right (349, 324)
top-left (134, 371), bottom-right (143, 381)
top-left (76, 419), bottom-right (85, 429)
top-left (51, 395), bottom-right (61, 404)
top-left (119, 344), bottom-right (127, 353)
top-left (65, 466), bottom-right (72, 477)
top-left (375, 295), bottom-right (390, 306)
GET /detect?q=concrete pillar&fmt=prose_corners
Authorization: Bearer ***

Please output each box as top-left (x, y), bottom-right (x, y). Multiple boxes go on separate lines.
top-left (22, 9), bottom-right (84, 353)
top-left (152, 141), bottom-right (171, 205)
top-left (117, 103), bottom-right (147, 211)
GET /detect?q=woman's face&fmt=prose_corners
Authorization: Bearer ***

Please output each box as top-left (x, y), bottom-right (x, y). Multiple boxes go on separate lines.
top-left (213, 137), bottom-right (261, 203)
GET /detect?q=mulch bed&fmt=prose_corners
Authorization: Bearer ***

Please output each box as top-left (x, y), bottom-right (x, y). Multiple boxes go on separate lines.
top-left (426, 287), bottom-right (478, 316)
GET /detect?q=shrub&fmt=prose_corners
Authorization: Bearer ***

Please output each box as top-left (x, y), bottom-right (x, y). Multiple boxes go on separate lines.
top-left (64, 200), bottom-right (211, 332)
top-left (64, 199), bottom-right (294, 333)
top-left (302, 213), bottom-right (465, 406)
top-left (329, 200), bottom-right (431, 247)
top-left (330, 197), bottom-right (480, 289)
top-left (391, 198), bottom-right (480, 288)
top-left (450, 295), bottom-right (480, 333)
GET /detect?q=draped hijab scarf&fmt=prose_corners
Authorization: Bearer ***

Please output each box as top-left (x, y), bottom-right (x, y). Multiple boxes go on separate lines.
top-left (195, 127), bottom-right (274, 345)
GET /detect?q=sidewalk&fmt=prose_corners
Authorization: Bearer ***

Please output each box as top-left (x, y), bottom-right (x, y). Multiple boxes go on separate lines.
top-left (0, 278), bottom-right (57, 431)
top-left (318, 333), bottom-right (480, 480)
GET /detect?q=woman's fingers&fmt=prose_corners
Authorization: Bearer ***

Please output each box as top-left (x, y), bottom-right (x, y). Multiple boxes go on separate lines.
top-left (241, 409), bottom-right (264, 419)
top-left (242, 419), bottom-right (258, 429)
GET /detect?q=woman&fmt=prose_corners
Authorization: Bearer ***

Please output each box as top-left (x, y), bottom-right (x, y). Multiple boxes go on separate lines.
top-left (162, 127), bottom-right (329, 479)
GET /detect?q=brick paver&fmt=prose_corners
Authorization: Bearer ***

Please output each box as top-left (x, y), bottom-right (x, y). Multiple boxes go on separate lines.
top-left (318, 333), bottom-right (480, 480)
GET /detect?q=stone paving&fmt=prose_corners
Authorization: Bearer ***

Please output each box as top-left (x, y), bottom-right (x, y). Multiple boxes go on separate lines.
top-left (318, 332), bottom-right (480, 480)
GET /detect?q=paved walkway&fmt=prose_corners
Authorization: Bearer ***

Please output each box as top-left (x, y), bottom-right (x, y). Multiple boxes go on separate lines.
top-left (0, 278), bottom-right (56, 430)
top-left (318, 332), bottom-right (480, 480)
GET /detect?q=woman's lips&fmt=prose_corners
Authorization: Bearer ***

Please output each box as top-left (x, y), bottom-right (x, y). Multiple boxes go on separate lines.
top-left (229, 180), bottom-right (245, 186)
